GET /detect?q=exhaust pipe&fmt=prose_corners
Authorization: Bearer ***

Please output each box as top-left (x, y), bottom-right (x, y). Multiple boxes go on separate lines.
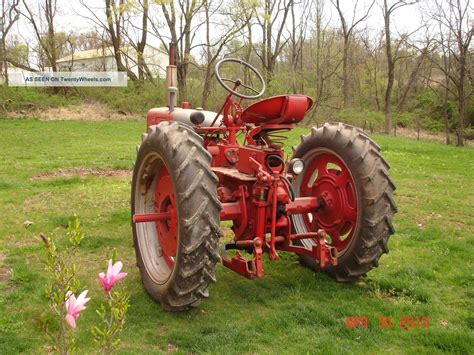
top-left (166, 42), bottom-right (178, 112)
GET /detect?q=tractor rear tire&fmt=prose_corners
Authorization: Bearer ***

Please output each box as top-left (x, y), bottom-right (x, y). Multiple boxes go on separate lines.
top-left (290, 123), bottom-right (397, 282)
top-left (131, 121), bottom-right (222, 311)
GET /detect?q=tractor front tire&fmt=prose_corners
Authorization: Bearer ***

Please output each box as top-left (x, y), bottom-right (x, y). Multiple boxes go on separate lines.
top-left (291, 123), bottom-right (397, 282)
top-left (131, 121), bottom-right (222, 311)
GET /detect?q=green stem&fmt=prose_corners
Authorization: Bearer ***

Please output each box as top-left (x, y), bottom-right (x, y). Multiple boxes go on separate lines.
top-left (103, 291), bottom-right (114, 355)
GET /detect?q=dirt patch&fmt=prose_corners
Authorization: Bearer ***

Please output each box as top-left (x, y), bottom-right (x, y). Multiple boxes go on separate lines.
top-left (31, 167), bottom-right (131, 180)
top-left (7, 102), bottom-right (142, 121)
top-left (394, 127), bottom-right (474, 147)
top-left (166, 343), bottom-right (177, 354)
top-left (366, 280), bottom-right (427, 305)
top-left (0, 253), bottom-right (10, 283)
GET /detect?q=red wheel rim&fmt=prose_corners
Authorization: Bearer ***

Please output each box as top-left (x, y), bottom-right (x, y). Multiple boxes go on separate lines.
top-left (154, 165), bottom-right (178, 269)
top-left (300, 152), bottom-right (358, 252)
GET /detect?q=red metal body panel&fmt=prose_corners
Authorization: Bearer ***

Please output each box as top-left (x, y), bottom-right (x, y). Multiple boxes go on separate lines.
top-left (240, 95), bottom-right (313, 124)
top-left (147, 108), bottom-right (171, 127)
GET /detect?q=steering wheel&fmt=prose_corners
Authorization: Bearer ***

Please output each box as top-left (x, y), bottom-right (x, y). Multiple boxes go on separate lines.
top-left (215, 58), bottom-right (266, 100)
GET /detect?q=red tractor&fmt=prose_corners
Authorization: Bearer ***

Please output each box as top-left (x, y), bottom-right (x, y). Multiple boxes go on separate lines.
top-left (131, 49), bottom-right (397, 311)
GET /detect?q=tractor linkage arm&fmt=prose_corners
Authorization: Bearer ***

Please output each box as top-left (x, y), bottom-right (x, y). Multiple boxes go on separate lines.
top-left (218, 157), bottom-right (337, 280)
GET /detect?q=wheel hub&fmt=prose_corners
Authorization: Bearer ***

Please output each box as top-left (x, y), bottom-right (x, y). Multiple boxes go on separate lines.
top-left (300, 152), bottom-right (358, 252)
top-left (314, 176), bottom-right (344, 225)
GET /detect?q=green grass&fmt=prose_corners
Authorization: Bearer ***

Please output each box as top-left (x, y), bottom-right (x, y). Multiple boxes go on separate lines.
top-left (0, 119), bottom-right (473, 354)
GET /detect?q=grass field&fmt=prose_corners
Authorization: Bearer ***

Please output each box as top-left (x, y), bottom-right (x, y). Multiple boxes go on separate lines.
top-left (0, 119), bottom-right (473, 354)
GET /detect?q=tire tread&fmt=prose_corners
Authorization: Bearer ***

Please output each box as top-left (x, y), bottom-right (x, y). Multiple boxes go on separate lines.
top-left (132, 121), bottom-right (222, 311)
top-left (291, 123), bottom-right (397, 282)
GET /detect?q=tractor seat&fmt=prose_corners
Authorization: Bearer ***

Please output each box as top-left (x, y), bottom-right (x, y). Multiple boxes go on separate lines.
top-left (240, 95), bottom-right (313, 125)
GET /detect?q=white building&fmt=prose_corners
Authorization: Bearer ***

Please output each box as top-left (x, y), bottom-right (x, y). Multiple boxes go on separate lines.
top-left (56, 45), bottom-right (168, 78)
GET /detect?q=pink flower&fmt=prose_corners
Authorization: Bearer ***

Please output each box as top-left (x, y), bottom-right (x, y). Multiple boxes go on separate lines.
top-left (65, 290), bottom-right (90, 329)
top-left (98, 260), bottom-right (127, 292)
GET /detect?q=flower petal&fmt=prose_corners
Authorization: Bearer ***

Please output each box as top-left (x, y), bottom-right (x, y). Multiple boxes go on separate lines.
top-left (66, 293), bottom-right (76, 314)
top-left (72, 304), bottom-right (87, 316)
top-left (76, 290), bottom-right (89, 305)
top-left (115, 272), bottom-right (127, 282)
top-left (73, 290), bottom-right (90, 314)
top-left (65, 314), bottom-right (76, 329)
top-left (111, 261), bottom-right (123, 276)
top-left (106, 259), bottom-right (114, 278)
top-left (98, 273), bottom-right (109, 291)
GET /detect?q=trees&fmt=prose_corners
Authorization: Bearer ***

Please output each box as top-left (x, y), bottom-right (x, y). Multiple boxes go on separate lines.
top-left (150, 0), bottom-right (204, 100)
top-left (310, 0), bottom-right (341, 113)
top-left (254, 0), bottom-right (293, 83)
top-left (103, 0), bottom-right (138, 80)
top-left (17, 1), bottom-right (82, 73)
top-left (396, 40), bottom-right (431, 112)
top-left (0, 0), bottom-right (19, 84)
top-left (78, 0), bottom-right (140, 80)
top-left (135, 0), bottom-right (149, 80)
top-left (331, 0), bottom-right (374, 108)
top-left (120, 0), bottom-right (155, 81)
top-left (428, 0), bottom-right (473, 146)
top-left (71, 31), bottom-right (105, 53)
top-left (200, 0), bottom-right (252, 107)
top-left (360, 29), bottom-right (384, 111)
top-left (21, 0), bottom-right (59, 71)
top-left (288, 0), bottom-right (311, 94)
top-left (381, 0), bottom-right (418, 134)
